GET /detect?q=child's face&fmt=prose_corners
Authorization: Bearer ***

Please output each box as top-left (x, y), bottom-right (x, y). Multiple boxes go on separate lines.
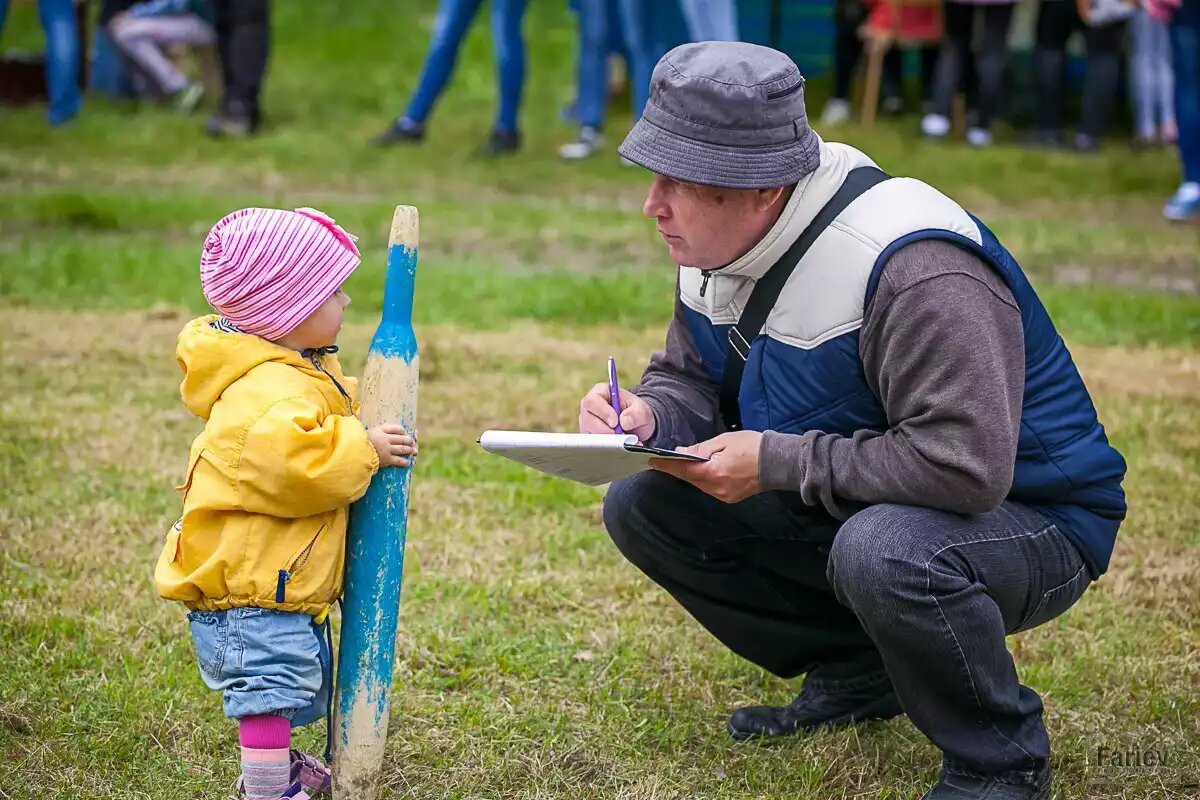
top-left (281, 288), bottom-right (351, 350)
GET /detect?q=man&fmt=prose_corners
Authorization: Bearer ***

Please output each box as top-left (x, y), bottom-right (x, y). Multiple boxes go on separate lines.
top-left (578, 42), bottom-right (1126, 800)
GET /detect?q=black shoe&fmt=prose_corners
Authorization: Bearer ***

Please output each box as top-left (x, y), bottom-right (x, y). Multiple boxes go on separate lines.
top-left (727, 670), bottom-right (903, 741)
top-left (205, 102), bottom-right (255, 138)
top-left (923, 766), bottom-right (1052, 799)
top-left (481, 128), bottom-right (520, 157)
top-left (372, 117), bottom-right (426, 147)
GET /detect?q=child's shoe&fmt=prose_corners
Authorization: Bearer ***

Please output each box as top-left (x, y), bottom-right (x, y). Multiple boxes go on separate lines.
top-left (289, 749), bottom-right (332, 794)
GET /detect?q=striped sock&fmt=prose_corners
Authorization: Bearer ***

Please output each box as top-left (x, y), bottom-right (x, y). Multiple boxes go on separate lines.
top-left (239, 715), bottom-right (291, 800)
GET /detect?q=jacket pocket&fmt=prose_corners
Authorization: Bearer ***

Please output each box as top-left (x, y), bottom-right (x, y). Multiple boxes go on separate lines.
top-left (275, 524), bottom-right (327, 604)
top-left (175, 447), bottom-right (206, 496)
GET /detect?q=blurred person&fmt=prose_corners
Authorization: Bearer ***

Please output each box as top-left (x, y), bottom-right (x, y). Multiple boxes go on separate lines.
top-left (0, 0), bottom-right (82, 125)
top-left (109, 0), bottom-right (214, 113)
top-left (1129, 2), bottom-right (1176, 147)
top-left (205, 0), bottom-right (270, 137)
top-left (560, 0), bottom-right (657, 160)
top-left (1029, 0), bottom-right (1132, 151)
top-left (923, 0), bottom-right (1019, 147)
top-left (1148, 0), bottom-right (1200, 219)
top-left (372, 0), bottom-right (530, 156)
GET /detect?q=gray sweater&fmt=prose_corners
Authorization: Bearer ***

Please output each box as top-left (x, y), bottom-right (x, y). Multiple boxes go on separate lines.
top-left (633, 238), bottom-right (1025, 520)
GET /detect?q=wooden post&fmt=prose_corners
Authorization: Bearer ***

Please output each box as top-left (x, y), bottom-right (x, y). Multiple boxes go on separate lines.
top-left (333, 206), bottom-right (420, 799)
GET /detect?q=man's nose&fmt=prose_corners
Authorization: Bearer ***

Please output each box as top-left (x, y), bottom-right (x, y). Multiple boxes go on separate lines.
top-left (643, 182), bottom-right (668, 219)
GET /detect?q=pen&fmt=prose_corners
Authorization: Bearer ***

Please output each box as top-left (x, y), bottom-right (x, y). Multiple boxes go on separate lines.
top-left (607, 356), bottom-right (624, 434)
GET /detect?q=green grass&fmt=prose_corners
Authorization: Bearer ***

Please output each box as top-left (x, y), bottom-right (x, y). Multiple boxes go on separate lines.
top-left (1, 0), bottom-right (1198, 798)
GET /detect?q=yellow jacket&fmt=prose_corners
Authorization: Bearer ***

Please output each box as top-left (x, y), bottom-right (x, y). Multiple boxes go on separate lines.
top-left (155, 316), bottom-right (379, 615)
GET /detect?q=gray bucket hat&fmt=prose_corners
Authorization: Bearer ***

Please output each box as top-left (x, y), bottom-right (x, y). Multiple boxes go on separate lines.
top-left (618, 42), bottom-right (820, 190)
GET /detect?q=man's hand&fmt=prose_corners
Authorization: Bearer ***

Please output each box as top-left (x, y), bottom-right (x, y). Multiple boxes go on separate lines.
top-left (650, 430), bottom-right (763, 503)
top-left (579, 383), bottom-right (656, 441)
top-left (367, 424), bottom-right (417, 468)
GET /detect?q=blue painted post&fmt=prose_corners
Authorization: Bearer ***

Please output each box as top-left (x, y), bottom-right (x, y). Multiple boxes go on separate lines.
top-left (333, 206), bottom-right (420, 799)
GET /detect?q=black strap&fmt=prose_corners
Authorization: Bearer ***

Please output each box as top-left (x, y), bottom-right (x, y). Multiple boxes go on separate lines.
top-left (719, 166), bottom-right (889, 431)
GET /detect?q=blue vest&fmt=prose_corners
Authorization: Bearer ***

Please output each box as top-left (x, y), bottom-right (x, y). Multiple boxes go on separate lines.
top-left (682, 218), bottom-right (1127, 577)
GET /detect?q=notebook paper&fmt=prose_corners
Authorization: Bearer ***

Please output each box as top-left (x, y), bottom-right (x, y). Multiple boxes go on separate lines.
top-left (478, 430), bottom-right (708, 487)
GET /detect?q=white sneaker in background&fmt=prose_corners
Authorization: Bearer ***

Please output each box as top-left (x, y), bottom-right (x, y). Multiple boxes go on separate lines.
top-left (820, 98), bottom-right (852, 127)
top-left (559, 126), bottom-right (603, 160)
top-left (966, 127), bottom-right (993, 148)
top-left (921, 113), bottom-right (950, 139)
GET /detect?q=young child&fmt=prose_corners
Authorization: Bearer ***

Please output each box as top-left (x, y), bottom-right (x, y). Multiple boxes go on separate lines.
top-left (154, 207), bottom-right (416, 800)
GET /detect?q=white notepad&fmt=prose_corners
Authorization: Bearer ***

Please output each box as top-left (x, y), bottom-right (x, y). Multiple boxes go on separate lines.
top-left (478, 430), bottom-right (709, 487)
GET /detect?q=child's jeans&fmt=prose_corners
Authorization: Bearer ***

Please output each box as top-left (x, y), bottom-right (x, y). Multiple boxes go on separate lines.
top-left (1129, 8), bottom-right (1176, 137)
top-left (188, 607), bottom-right (330, 725)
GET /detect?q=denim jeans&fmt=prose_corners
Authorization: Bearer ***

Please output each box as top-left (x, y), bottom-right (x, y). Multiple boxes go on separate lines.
top-left (0, 0), bottom-right (82, 125)
top-left (604, 471), bottom-right (1091, 776)
top-left (678, 0), bottom-right (739, 41)
top-left (615, 0), bottom-right (657, 118)
top-left (1129, 8), bottom-right (1176, 137)
top-left (1172, 0), bottom-right (1200, 182)
top-left (404, 0), bottom-right (528, 133)
top-left (188, 607), bottom-right (331, 726)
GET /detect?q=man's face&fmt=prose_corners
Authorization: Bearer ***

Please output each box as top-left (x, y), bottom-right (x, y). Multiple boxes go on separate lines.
top-left (642, 174), bottom-right (785, 270)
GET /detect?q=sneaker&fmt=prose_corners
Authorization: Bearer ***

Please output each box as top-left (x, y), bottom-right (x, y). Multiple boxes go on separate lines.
top-left (371, 117), bottom-right (425, 147)
top-left (289, 749), bottom-right (331, 794)
top-left (921, 113), bottom-right (951, 139)
top-left (922, 765), bottom-right (1052, 799)
top-left (482, 128), bottom-right (520, 156)
top-left (1164, 182), bottom-right (1200, 222)
top-left (820, 97), bottom-right (852, 127)
top-left (173, 82), bottom-right (204, 114)
top-left (727, 669), bottom-right (903, 741)
top-left (560, 125), bottom-right (603, 160)
top-left (966, 127), bottom-right (993, 148)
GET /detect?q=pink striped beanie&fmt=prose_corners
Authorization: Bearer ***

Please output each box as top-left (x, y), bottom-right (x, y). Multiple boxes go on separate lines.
top-left (200, 207), bottom-right (361, 340)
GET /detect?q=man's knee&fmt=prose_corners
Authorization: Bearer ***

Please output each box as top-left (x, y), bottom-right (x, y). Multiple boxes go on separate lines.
top-left (602, 470), bottom-right (691, 565)
top-left (827, 503), bottom-right (928, 609)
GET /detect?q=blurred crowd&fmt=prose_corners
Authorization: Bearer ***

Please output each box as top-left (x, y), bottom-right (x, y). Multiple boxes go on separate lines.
top-left (1, 0), bottom-right (1197, 220)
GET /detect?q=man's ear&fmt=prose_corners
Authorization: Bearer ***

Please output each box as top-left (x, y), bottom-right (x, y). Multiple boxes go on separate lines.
top-left (755, 185), bottom-right (791, 211)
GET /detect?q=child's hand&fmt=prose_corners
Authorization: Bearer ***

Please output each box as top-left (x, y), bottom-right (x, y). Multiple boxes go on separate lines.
top-left (367, 425), bottom-right (418, 468)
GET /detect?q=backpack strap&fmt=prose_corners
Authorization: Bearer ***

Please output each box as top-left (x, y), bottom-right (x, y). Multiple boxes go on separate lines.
top-left (719, 166), bottom-right (889, 431)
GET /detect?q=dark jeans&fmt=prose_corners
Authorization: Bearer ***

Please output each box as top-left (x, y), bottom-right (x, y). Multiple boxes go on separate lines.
top-left (603, 471), bottom-right (1091, 776)
top-left (833, 0), bottom-right (938, 103)
top-left (1172, 0), bottom-right (1200, 182)
top-left (212, 0), bottom-right (270, 121)
top-left (1034, 0), bottom-right (1125, 138)
top-left (932, 1), bottom-right (1016, 130)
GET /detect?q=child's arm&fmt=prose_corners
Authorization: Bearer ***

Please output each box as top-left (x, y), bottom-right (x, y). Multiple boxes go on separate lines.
top-left (236, 395), bottom-right (398, 518)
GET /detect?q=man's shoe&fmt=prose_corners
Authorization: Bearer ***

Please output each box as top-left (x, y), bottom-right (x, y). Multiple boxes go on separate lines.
top-left (922, 766), bottom-right (1052, 799)
top-left (205, 101), bottom-right (255, 138)
top-left (727, 673), bottom-right (903, 740)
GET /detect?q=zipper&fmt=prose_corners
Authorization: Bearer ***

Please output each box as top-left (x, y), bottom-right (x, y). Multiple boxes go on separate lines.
top-left (699, 272), bottom-right (711, 297)
top-left (306, 350), bottom-right (353, 411)
top-left (275, 525), bottom-right (326, 603)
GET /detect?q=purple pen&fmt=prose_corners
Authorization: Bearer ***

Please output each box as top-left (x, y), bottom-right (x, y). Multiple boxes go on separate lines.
top-left (607, 356), bottom-right (624, 434)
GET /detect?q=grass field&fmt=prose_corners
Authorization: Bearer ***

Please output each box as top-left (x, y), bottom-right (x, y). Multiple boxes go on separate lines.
top-left (1, 1), bottom-right (1198, 798)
